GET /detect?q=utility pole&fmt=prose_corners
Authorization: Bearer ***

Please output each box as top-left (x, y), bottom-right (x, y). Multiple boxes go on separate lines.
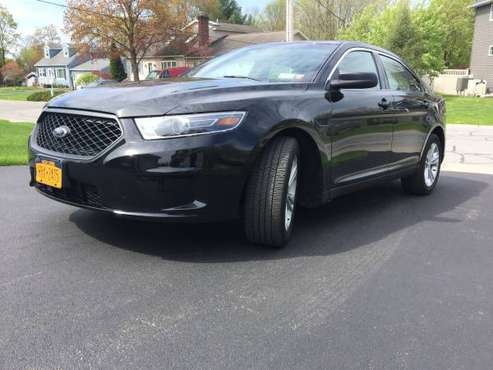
top-left (286, 0), bottom-right (293, 42)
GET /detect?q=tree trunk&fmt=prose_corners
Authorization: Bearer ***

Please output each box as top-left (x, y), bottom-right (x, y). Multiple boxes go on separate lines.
top-left (129, 50), bottom-right (140, 82)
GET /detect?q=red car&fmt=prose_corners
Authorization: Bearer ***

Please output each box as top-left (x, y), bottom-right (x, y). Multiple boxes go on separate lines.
top-left (146, 67), bottom-right (190, 80)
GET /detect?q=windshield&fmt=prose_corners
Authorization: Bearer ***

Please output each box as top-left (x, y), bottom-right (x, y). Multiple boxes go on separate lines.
top-left (188, 43), bottom-right (337, 83)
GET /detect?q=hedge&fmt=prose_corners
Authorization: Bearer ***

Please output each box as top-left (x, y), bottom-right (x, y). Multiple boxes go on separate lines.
top-left (26, 90), bottom-right (66, 102)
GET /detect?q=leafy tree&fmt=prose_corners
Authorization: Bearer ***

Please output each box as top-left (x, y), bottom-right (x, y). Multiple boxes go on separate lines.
top-left (16, 46), bottom-right (43, 74)
top-left (65, 0), bottom-right (188, 81)
top-left (219, 0), bottom-right (249, 24)
top-left (338, 0), bottom-right (474, 76)
top-left (414, 0), bottom-right (474, 69)
top-left (1, 60), bottom-right (23, 84)
top-left (254, 0), bottom-right (285, 31)
top-left (76, 72), bottom-right (99, 87)
top-left (0, 5), bottom-right (18, 68)
top-left (297, 0), bottom-right (378, 40)
top-left (109, 45), bottom-right (127, 81)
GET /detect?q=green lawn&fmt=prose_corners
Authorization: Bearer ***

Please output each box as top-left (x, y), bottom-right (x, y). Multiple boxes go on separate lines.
top-left (0, 87), bottom-right (46, 101)
top-left (0, 120), bottom-right (34, 165)
top-left (443, 96), bottom-right (493, 125)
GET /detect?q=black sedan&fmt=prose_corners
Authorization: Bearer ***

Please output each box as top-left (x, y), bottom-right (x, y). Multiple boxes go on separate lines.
top-left (28, 41), bottom-right (445, 247)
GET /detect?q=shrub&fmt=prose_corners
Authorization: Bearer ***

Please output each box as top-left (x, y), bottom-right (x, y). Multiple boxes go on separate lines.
top-left (26, 90), bottom-right (66, 102)
top-left (76, 73), bottom-right (99, 87)
top-left (110, 55), bottom-right (127, 82)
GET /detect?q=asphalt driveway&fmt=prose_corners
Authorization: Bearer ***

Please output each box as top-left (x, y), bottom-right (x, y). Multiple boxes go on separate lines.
top-left (1, 167), bottom-right (493, 369)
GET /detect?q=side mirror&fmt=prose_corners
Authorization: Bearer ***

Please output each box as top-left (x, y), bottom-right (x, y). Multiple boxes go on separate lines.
top-left (329, 72), bottom-right (378, 90)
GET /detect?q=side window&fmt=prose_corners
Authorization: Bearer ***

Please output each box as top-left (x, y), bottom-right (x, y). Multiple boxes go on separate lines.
top-left (332, 51), bottom-right (380, 89)
top-left (380, 55), bottom-right (422, 93)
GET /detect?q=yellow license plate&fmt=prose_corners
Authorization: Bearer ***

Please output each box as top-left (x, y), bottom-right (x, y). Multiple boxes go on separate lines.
top-left (36, 160), bottom-right (62, 189)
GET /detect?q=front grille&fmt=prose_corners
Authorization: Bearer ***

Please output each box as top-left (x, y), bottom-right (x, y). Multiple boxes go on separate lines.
top-left (35, 111), bottom-right (122, 157)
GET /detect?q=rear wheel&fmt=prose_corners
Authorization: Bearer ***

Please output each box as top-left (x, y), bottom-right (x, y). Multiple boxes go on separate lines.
top-left (244, 136), bottom-right (299, 247)
top-left (401, 133), bottom-right (442, 195)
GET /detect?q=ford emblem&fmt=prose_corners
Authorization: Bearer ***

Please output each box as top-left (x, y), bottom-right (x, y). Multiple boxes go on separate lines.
top-left (52, 125), bottom-right (70, 138)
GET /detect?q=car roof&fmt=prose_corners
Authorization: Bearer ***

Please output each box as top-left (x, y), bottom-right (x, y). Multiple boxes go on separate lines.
top-left (243, 40), bottom-right (401, 61)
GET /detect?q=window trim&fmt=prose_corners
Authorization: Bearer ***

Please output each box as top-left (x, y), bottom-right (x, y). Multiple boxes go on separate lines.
top-left (490, 4), bottom-right (493, 21)
top-left (378, 53), bottom-right (423, 93)
top-left (55, 68), bottom-right (66, 79)
top-left (489, 45), bottom-right (493, 56)
top-left (325, 48), bottom-right (383, 90)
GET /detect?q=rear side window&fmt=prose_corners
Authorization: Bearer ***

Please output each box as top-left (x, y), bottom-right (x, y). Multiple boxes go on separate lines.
top-left (332, 51), bottom-right (380, 89)
top-left (380, 55), bottom-right (422, 93)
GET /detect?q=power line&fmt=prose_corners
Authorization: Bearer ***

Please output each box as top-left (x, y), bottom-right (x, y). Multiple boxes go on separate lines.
top-left (33, 0), bottom-right (122, 19)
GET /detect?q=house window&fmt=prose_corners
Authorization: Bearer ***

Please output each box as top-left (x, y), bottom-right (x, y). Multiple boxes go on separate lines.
top-left (146, 63), bottom-right (154, 73)
top-left (161, 61), bottom-right (177, 69)
top-left (38, 68), bottom-right (46, 77)
top-left (56, 68), bottom-right (66, 79)
top-left (489, 46), bottom-right (493, 56)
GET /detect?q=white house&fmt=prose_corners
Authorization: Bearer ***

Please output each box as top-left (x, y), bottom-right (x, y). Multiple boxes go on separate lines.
top-left (34, 44), bottom-right (110, 89)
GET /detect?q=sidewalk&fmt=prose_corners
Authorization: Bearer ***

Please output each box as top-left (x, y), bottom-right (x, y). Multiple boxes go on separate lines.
top-left (0, 100), bottom-right (45, 123)
top-left (443, 124), bottom-right (493, 175)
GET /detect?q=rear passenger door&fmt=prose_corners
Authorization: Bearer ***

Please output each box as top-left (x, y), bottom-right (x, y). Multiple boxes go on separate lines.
top-left (378, 54), bottom-right (431, 167)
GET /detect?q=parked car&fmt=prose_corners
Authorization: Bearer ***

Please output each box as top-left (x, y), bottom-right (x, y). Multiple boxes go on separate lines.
top-left (145, 67), bottom-right (190, 80)
top-left (28, 41), bottom-right (445, 247)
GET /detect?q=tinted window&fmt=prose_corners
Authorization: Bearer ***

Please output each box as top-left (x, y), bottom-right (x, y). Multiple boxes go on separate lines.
top-left (188, 43), bottom-right (337, 83)
top-left (332, 51), bottom-right (380, 89)
top-left (380, 55), bottom-right (421, 92)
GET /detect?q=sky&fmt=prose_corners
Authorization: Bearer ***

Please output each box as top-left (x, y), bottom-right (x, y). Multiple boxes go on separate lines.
top-left (0, 0), bottom-right (270, 42)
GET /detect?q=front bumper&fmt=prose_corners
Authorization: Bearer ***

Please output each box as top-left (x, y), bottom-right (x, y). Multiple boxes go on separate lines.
top-left (29, 113), bottom-right (256, 222)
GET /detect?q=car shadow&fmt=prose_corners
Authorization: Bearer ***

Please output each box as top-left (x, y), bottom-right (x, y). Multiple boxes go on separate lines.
top-left (69, 173), bottom-right (489, 263)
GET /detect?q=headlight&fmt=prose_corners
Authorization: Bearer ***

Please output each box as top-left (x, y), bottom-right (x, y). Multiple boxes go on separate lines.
top-left (134, 111), bottom-right (246, 139)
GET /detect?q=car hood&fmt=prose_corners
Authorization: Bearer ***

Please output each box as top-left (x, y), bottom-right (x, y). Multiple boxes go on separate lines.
top-left (47, 78), bottom-right (268, 117)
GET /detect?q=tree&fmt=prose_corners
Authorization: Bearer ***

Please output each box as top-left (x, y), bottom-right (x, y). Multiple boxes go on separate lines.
top-left (30, 25), bottom-right (62, 47)
top-left (297, 0), bottom-right (378, 40)
top-left (16, 46), bottom-right (43, 74)
top-left (64, 0), bottom-right (188, 81)
top-left (339, 0), bottom-right (443, 76)
top-left (414, 0), bottom-right (474, 69)
top-left (109, 44), bottom-right (127, 81)
top-left (76, 72), bottom-right (99, 87)
top-left (254, 0), bottom-right (284, 31)
top-left (219, 0), bottom-right (249, 24)
top-left (1, 60), bottom-right (23, 85)
top-left (0, 5), bottom-right (18, 68)
top-left (189, 0), bottom-right (223, 21)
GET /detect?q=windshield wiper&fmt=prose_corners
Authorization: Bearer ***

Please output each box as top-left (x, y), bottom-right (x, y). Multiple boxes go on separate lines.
top-left (222, 75), bottom-right (260, 81)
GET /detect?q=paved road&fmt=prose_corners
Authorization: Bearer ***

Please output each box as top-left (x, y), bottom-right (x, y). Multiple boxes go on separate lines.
top-left (1, 166), bottom-right (493, 369)
top-left (0, 100), bottom-right (45, 122)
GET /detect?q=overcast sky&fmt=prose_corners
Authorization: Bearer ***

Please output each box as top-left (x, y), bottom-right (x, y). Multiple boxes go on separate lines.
top-left (0, 0), bottom-right (268, 42)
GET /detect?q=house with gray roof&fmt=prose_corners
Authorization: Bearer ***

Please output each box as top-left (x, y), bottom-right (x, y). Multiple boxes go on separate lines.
top-left (470, 0), bottom-right (493, 92)
top-left (126, 14), bottom-right (308, 81)
top-left (70, 59), bottom-right (110, 89)
top-left (34, 44), bottom-right (110, 89)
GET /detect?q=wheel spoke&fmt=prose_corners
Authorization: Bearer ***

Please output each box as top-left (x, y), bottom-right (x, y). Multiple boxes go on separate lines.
top-left (285, 157), bottom-right (298, 231)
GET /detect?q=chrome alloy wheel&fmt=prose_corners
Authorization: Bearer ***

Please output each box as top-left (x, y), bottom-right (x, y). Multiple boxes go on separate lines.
top-left (285, 156), bottom-right (298, 230)
top-left (424, 143), bottom-right (440, 187)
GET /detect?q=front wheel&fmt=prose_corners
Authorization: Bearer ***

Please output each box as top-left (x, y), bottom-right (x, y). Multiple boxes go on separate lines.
top-left (401, 133), bottom-right (442, 195)
top-left (244, 136), bottom-right (299, 247)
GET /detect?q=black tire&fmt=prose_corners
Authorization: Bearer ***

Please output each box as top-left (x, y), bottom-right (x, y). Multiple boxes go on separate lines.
top-left (244, 136), bottom-right (300, 247)
top-left (401, 133), bottom-right (442, 195)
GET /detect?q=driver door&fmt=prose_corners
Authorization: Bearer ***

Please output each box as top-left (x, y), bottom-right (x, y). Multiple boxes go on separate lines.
top-left (329, 50), bottom-right (395, 185)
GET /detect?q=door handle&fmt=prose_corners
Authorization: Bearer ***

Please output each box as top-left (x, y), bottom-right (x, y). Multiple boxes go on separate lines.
top-left (378, 98), bottom-right (390, 110)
